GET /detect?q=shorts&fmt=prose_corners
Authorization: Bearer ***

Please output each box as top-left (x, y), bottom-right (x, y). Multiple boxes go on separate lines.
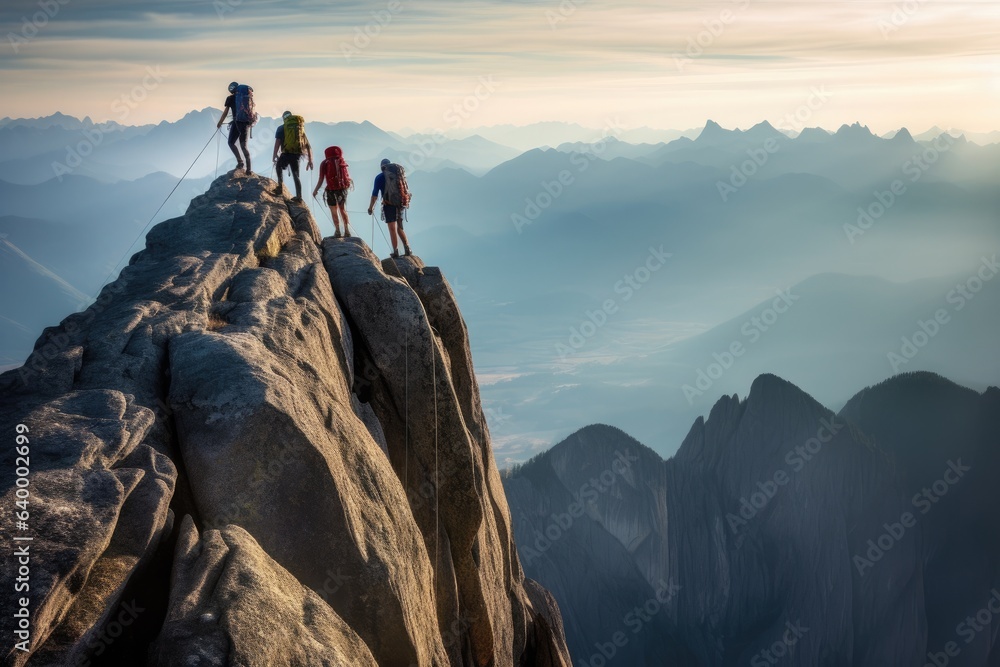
top-left (383, 204), bottom-right (403, 225)
top-left (325, 189), bottom-right (347, 206)
top-left (277, 153), bottom-right (301, 172)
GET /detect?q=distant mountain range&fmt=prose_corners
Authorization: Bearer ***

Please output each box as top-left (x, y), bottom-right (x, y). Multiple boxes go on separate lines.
top-left (1, 112), bottom-right (997, 461)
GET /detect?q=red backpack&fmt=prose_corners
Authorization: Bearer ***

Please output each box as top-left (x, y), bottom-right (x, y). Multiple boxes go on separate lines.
top-left (323, 146), bottom-right (352, 191)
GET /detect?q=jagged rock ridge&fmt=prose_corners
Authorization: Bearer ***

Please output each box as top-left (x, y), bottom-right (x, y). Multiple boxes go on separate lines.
top-left (504, 373), bottom-right (1000, 665)
top-left (0, 173), bottom-right (570, 666)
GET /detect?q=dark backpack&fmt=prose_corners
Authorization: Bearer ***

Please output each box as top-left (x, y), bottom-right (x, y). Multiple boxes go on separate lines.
top-left (383, 163), bottom-right (411, 208)
top-left (234, 85), bottom-right (257, 125)
top-left (283, 115), bottom-right (307, 154)
top-left (324, 147), bottom-right (352, 191)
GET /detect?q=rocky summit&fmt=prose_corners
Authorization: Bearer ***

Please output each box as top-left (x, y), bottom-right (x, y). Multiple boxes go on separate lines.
top-left (0, 173), bottom-right (570, 667)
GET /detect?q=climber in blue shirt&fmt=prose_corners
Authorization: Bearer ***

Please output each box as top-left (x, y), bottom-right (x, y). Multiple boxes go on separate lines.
top-left (368, 159), bottom-right (412, 259)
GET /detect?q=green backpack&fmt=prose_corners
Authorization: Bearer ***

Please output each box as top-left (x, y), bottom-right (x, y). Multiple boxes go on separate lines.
top-left (283, 115), bottom-right (307, 154)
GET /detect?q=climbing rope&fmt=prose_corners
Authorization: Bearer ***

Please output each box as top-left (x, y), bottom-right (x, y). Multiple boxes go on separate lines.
top-left (215, 130), bottom-right (221, 179)
top-left (94, 127), bottom-right (223, 298)
top-left (369, 211), bottom-right (392, 252)
top-left (431, 328), bottom-right (439, 581)
top-left (405, 322), bottom-right (409, 498)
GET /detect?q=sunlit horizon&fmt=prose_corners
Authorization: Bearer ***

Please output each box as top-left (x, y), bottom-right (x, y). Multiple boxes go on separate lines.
top-left (2, 1), bottom-right (998, 134)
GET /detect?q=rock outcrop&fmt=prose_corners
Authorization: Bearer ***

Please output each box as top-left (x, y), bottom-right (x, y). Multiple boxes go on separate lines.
top-left (0, 172), bottom-right (570, 666)
top-left (504, 373), bottom-right (1000, 665)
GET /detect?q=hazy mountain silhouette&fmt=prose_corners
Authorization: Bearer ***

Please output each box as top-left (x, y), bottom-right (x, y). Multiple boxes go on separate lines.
top-left (1, 113), bottom-right (997, 461)
top-left (504, 372), bottom-right (1000, 664)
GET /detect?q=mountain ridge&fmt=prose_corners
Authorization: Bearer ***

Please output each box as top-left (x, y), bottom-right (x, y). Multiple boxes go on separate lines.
top-left (504, 370), bottom-right (1000, 664)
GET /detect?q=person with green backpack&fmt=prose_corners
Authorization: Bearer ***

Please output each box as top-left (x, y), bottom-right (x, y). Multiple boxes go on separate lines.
top-left (272, 110), bottom-right (313, 202)
top-left (368, 158), bottom-right (412, 259)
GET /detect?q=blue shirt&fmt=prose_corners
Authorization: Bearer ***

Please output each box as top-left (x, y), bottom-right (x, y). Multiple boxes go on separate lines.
top-left (371, 172), bottom-right (385, 198)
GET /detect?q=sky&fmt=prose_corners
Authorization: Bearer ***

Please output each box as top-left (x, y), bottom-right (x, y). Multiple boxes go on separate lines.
top-left (1, 0), bottom-right (999, 133)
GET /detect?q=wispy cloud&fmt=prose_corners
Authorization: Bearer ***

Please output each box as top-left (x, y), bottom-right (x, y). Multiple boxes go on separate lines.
top-left (1, 1), bottom-right (997, 131)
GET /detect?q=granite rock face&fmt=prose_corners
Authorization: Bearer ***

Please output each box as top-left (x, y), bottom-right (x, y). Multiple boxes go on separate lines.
top-left (504, 373), bottom-right (1000, 665)
top-left (0, 173), bottom-right (569, 667)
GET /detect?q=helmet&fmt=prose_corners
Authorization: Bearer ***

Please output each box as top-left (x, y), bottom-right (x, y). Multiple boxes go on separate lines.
top-left (228, 82), bottom-right (239, 93)
top-left (282, 111), bottom-right (292, 120)
top-left (380, 158), bottom-right (391, 168)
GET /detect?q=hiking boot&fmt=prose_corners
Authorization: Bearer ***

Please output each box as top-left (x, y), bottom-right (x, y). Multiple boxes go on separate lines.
top-left (271, 187), bottom-right (283, 196)
top-left (235, 161), bottom-right (245, 171)
top-left (344, 230), bottom-right (352, 238)
top-left (333, 231), bottom-right (343, 239)
top-left (291, 196), bottom-right (303, 204)
top-left (404, 245), bottom-right (412, 256)
top-left (390, 250), bottom-right (400, 259)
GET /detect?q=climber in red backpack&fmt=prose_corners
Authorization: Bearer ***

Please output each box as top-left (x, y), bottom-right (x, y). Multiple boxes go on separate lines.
top-left (313, 146), bottom-right (353, 238)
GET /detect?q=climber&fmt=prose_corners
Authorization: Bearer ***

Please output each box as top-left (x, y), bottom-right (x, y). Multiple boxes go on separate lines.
top-left (272, 111), bottom-right (313, 202)
top-left (313, 146), bottom-right (353, 238)
top-left (367, 158), bottom-right (412, 259)
top-left (216, 81), bottom-right (255, 175)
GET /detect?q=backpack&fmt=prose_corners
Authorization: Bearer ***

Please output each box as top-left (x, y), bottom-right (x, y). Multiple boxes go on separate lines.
top-left (324, 146), bottom-right (352, 191)
top-left (383, 163), bottom-right (411, 208)
top-left (234, 85), bottom-right (257, 125)
top-left (282, 115), bottom-right (307, 154)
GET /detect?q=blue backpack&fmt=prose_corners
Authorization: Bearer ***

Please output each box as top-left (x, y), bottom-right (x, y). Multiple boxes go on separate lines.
top-left (234, 85), bottom-right (256, 125)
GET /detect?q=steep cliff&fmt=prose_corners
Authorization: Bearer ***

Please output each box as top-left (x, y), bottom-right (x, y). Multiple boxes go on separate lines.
top-left (0, 173), bottom-right (570, 667)
top-left (504, 373), bottom-right (1000, 665)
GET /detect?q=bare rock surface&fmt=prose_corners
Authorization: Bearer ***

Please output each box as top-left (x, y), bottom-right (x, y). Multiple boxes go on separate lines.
top-left (0, 173), bottom-right (569, 666)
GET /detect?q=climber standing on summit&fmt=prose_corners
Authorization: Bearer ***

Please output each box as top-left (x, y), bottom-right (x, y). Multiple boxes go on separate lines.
top-left (272, 110), bottom-right (313, 203)
top-left (313, 146), bottom-right (353, 238)
top-left (368, 158), bottom-right (412, 259)
top-left (216, 81), bottom-right (255, 175)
